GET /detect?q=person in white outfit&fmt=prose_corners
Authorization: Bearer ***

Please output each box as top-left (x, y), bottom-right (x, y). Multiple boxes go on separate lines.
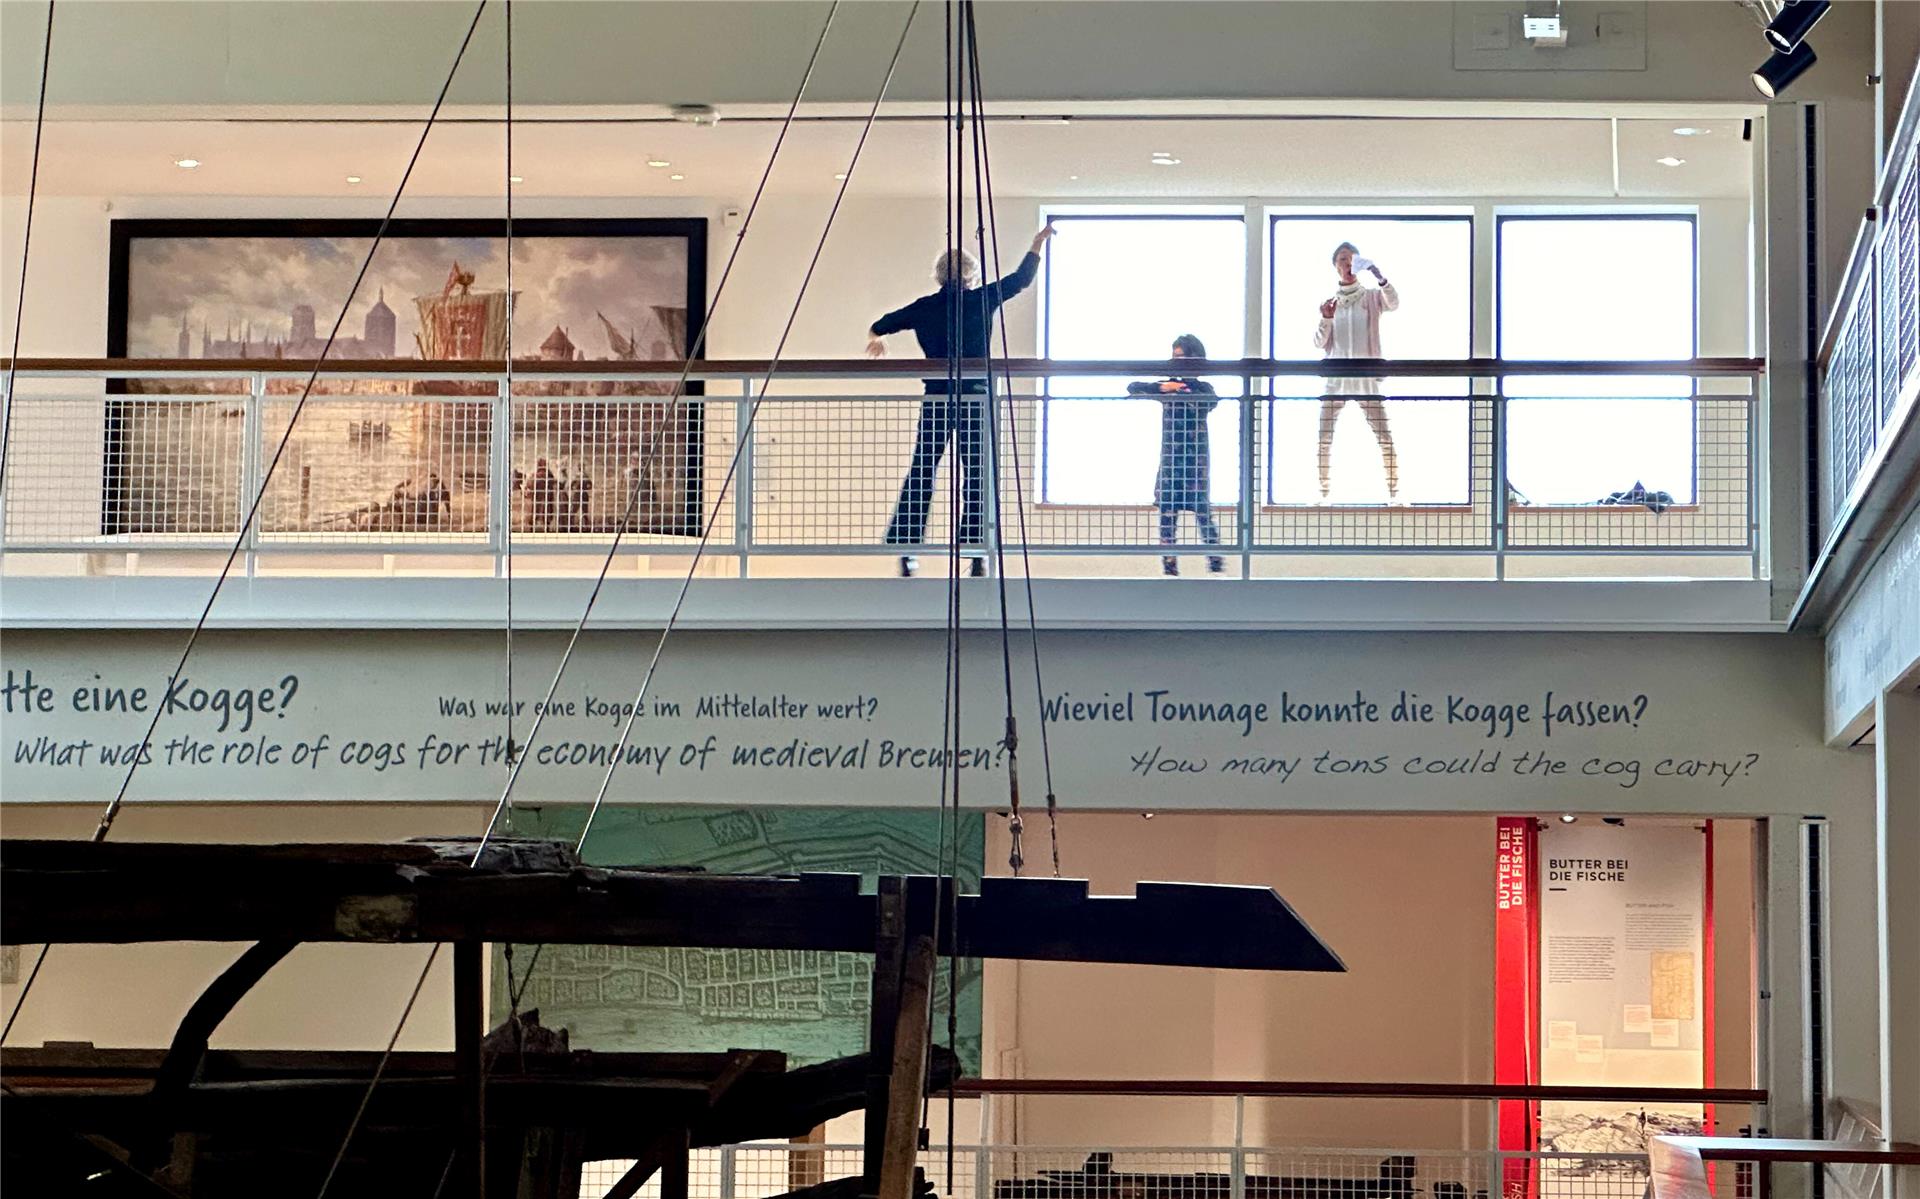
top-left (1313, 241), bottom-right (1400, 499)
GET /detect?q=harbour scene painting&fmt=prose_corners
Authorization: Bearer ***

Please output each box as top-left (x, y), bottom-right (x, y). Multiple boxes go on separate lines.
top-left (106, 218), bottom-right (706, 538)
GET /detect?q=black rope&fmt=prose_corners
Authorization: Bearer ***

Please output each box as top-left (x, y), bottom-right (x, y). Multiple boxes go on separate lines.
top-left (966, 16), bottom-right (1063, 878)
top-left (0, 0), bottom-right (493, 1050)
top-left (501, 0), bottom-right (519, 822)
top-left (0, 0), bottom-right (54, 499)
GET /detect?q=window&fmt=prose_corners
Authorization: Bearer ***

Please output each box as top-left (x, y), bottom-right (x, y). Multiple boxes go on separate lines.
top-left (1498, 214), bottom-right (1698, 505)
top-left (1040, 213), bottom-right (1245, 505)
top-left (1268, 215), bottom-right (1474, 504)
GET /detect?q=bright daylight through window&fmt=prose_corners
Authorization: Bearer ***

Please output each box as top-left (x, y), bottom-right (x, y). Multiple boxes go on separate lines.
top-left (1500, 215), bottom-right (1699, 506)
top-left (1040, 214), bottom-right (1245, 505)
top-left (1269, 214), bottom-right (1473, 504)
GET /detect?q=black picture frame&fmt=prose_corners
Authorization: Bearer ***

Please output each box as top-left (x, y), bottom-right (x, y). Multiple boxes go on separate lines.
top-left (104, 216), bottom-right (709, 538)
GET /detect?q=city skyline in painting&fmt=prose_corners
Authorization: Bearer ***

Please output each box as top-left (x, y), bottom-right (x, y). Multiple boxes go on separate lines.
top-left (117, 220), bottom-right (699, 364)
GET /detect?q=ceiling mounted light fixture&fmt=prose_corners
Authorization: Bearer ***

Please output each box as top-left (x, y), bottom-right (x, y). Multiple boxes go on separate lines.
top-left (669, 173), bottom-right (685, 181)
top-left (670, 103), bottom-right (721, 127)
top-left (345, 175), bottom-right (363, 184)
top-left (1559, 813), bottom-right (1579, 824)
top-left (1655, 156), bottom-right (1686, 167)
top-left (1672, 127), bottom-right (1709, 137)
top-left (1764, 0), bottom-right (1830, 52)
top-left (646, 159), bottom-right (671, 169)
top-left (173, 157), bottom-right (201, 169)
top-left (1753, 41), bottom-right (1817, 98)
top-left (1150, 153), bottom-right (1181, 166)
top-left (509, 175), bottom-right (525, 183)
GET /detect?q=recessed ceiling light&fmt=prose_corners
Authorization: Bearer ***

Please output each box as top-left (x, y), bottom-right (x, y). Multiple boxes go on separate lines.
top-left (509, 175), bottom-right (525, 184)
top-left (1672, 127), bottom-right (1710, 137)
top-left (669, 173), bottom-right (685, 181)
top-left (1559, 813), bottom-right (1579, 823)
top-left (647, 159), bottom-right (671, 169)
top-left (833, 172), bottom-right (847, 181)
top-left (1151, 156), bottom-right (1182, 166)
top-left (173, 157), bottom-right (201, 169)
top-left (345, 175), bottom-right (363, 184)
top-left (1655, 156), bottom-right (1686, 167)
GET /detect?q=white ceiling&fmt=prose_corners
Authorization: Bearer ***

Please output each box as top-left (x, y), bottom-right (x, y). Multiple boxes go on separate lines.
top-left (0, 114), bottom-right (1751, 200)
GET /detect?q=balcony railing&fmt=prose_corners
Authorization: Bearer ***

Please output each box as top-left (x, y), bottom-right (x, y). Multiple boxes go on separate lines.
top-left (0, 355), bottom-right (1762, 579)
top-left (1810, 59), bottom-right (1920, 608)
top-left (568, 1077), bottom-right (1773, 1199)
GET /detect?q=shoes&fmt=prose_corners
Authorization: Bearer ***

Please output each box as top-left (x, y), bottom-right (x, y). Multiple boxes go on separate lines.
top-left (901, 554), bottom-right (989, 578)
top-left (1207, 556), bottom-right (1225, 574)
top-left (1162, 557), bottom-right (1179, 576)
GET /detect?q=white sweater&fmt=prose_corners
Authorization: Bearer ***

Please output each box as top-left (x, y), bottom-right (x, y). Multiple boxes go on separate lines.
top-left (1313, 280), bottom-right (1399, 396)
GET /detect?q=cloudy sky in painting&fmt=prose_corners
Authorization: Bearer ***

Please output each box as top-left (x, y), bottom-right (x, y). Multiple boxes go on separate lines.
top-left (126, 234), bottom-right (690, 359)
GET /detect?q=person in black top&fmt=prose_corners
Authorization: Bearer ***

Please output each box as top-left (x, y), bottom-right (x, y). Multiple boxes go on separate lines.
top-left (867, 223), bottom-right (1056, 577)
top-left (1128, 333), bottom-right (1223, 576)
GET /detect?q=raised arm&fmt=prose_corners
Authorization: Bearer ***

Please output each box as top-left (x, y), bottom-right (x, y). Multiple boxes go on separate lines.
top-left (981, 223), bottom-right (1056, 306)
top-left (1370, 264), bottom-right (1399, 312)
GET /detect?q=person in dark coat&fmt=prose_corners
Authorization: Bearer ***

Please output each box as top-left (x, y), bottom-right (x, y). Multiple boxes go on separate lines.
top-left (866, 223), bottom-right (1057, 577)
top-left (1128, 333), bottom-right (1223, 576)
top-left (526, 458), bottom-right (555, 532)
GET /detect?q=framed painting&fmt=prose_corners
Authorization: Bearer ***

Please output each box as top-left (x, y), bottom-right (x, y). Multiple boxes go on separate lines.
top-left (104, 217), bottom-right (708, 539)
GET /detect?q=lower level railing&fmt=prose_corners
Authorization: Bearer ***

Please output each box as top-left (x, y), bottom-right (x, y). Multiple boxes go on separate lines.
top-left (0, 359), bottom-right (1762, 579)
top-left (577, 1143), bottom-right (1740, 1199)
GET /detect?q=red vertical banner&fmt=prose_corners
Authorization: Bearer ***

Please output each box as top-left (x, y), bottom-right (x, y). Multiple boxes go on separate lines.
top-left (1495, 817), bottom-right (1540, 1199)
top-left (1703, 820), bottom-right (1716, 1136)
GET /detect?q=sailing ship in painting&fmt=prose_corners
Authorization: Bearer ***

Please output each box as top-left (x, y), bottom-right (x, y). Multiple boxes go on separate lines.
top-left (114, 235), bottom-right (699, 539)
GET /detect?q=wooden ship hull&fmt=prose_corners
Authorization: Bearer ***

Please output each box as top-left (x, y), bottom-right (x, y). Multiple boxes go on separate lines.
top-left (0, 836), bottom-right (1343, 1199)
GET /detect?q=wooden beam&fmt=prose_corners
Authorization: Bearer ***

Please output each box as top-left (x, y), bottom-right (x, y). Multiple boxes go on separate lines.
top-left (1, 841), bottom-right (1345, 973)
top-left (455, 941), bottom-right (486, 1199)
top-left (876, 936), bottom-right (936, 1199)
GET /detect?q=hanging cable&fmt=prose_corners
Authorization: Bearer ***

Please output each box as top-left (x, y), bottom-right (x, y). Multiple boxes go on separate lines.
top-left (0, 0), bottom-right (492, 1049)
top-left (466, 0), bottom-right (844, 868)
top-left (313, 942), bottom-right (443, 1199)
top-left (965, 10), bottom-right (1063, 877)
top-left (0, 0), bottom-right (57, 1049)
top-left (504, 0), bottom-right (922, 1014)
top-left (0, 0), bottom-right (54, 500)
top-left (501, 0), bottom-right (519, 801)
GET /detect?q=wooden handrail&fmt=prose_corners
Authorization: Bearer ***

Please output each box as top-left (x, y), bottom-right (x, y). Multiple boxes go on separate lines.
top-left (950, 1078), bottom-right (1767, 1103)
top-left (0, 355), bottom-right (1765, 379)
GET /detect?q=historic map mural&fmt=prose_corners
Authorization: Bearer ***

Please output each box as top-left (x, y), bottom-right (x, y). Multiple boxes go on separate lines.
top-left (490, 805), bottom-right (985, 1071)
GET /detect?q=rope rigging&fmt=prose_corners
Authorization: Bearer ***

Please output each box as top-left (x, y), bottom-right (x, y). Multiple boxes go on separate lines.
top-left (0, 0), bottom-right (494, 1049)
top-left (0, 0), bottom-right (54, 501)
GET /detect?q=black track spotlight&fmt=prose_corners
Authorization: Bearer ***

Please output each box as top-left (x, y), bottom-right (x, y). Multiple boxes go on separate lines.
top-left (1753, 42), bottom-right (1818, 98)
top-left (1764, 0), bottom-right (1829, 53)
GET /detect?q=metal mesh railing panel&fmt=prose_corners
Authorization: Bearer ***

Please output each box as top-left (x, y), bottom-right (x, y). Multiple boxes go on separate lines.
top-left (509, 394), bottom-right (736, 548)
top-left (3, 394), bottom-right (245, 547)
top-left (1506, 397), bottom-right (1751, 551)
top-left (1012, 392), bottom-right (1245, 554)
top-left (1253, 396), bottom-right (1491, 550)
top-left (749, 393), bottom-right (934, 550)
top-left (561, 1144), bottom-right (1828, 1199)
top-left (256, 395), bottom-right (492, 543)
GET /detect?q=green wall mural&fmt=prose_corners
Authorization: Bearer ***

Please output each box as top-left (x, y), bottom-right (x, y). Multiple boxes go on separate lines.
top-left (490, 805), bottom-right (984, 1072)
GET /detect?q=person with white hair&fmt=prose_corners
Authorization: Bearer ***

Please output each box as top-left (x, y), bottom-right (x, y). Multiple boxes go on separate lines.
top-left (1314, 241), bottom-right (1400, 500)
top-left (866, 222), bottom-right (1056, 577)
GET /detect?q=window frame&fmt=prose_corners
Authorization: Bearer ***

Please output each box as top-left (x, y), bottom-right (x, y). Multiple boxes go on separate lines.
top-left (1492, 210), bottom-right (1701, 506)
top-left (1264, 210), bottom-right (1478, 507)
top-left (1037, 210), bottom-right (1249, 506)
